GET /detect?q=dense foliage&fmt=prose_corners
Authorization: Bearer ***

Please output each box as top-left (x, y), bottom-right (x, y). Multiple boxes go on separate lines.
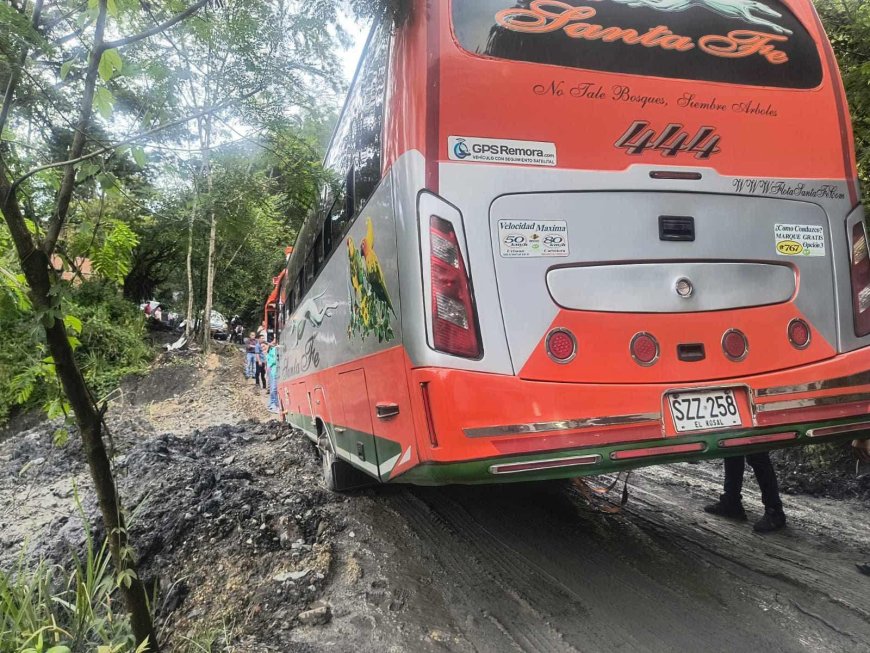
top-left (0, 0), bottom-right (349, 423)
top-left (817, 0), bottom-right (870, 205)
top-left (0, 276), bottom-right (152, 424)
top-left (0, 514), bottom-right (149, 653)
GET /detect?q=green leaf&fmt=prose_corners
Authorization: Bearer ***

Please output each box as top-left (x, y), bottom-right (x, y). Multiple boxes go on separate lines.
top-left (60, 59), bottom-right (74, 81)
top-left (91, 221), bottom-right (139, 284)
top-left (96, 172), bottom-right (117, 190)
top-left (53, 428), bottom-right (70, 447)
top-left (98, 48), bottom-right (122, 82)
top-left (78, 161), bottom-right (100, 180)
top-left (93, 87), bottom-right (115, 119)
top-left (64, 314), bottom-right (83, 335)
top-left (132, 146), bottom-right (147, 168)
top-left (46, 398), bottom-right (71, 420)
top-left (46, 646), bottom-right (72, 653)
top-left (117, 567), bottom-right (137, 589)
top-left (106, 0), bottom-right (118, 18)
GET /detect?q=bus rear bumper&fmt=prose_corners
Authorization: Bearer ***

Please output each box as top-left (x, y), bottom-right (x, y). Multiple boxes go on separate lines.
top-left (399, 349), bottom-right (870, 485)
top-left (394, 416), bottom-right (868, 485)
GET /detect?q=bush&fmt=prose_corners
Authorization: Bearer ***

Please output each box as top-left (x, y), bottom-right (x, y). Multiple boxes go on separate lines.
top-left (0, 280), bottom-right (153, 424)
top-left (68, 281), bottom-right (153, 402)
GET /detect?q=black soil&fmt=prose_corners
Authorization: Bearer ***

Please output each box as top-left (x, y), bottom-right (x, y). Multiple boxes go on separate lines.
top-left (122, 420), bottom-right (345, 648)
top-left (120, 362), bottom-right (200, 406)
top-left (775, 444), bottom-right (870, 501)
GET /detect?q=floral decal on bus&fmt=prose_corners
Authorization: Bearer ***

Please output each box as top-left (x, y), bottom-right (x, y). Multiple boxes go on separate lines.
top-left (347, 218), bottom-right (395, 343)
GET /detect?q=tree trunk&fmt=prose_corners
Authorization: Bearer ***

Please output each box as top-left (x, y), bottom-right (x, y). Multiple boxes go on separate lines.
top-left (200, 118), bottom-right (216, 353)
top-left (0, 192), bottom-right (160, 652)
top-left (184, 180), bottom-right (199, 340)
top-left (202, 210), bottom-right (217, 350)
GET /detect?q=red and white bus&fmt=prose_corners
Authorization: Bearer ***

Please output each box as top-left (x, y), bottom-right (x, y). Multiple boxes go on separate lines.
top-left (274, 0), bottom-right (868, 489)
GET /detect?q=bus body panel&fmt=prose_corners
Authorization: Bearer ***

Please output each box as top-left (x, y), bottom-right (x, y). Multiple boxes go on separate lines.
top-left (490, 190), bottom-right (838, 380)
top-left (439, 0), bottom-right (857, 194)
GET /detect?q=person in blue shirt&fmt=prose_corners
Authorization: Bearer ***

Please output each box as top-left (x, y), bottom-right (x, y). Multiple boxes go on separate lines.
top-left (266, 340), bottom-right (279, 413)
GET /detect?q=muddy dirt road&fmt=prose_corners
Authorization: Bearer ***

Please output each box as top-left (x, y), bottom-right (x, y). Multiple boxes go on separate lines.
top-left (2, 351), bottom-right (868, 652)
top-left (298, 462), bottom-right (870, 653)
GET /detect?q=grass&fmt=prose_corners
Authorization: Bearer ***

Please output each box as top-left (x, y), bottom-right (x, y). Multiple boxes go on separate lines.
top-left (0, 506), bottom-right (150, 653)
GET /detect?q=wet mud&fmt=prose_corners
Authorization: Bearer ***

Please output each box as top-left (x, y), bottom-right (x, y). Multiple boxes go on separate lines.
top-left (1, 352), bottom-right (868, 652)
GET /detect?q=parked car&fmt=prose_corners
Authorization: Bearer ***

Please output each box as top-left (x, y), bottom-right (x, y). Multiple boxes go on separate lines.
top-left (210, 310), bottom-right (229, 340)
top-left (178, 310), bottom-right (229, 340)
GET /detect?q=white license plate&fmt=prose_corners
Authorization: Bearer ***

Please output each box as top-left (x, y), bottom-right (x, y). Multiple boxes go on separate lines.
top-left (668, 388), bottom-right (742, 433)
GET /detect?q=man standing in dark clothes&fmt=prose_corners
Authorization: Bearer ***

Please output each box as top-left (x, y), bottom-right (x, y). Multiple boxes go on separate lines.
top-left (244, 332), bottom-right (257, 379)
top-left (704, 451), bottom-right (786, 533)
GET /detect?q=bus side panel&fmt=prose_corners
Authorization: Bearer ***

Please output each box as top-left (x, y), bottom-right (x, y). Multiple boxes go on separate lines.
top-left (280, 173), bottom-right (420, 481)
top-left (335, 369), bottom-right (381, 478)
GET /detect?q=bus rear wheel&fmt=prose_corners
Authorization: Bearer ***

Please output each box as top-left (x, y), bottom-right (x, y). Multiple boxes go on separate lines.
top-left (318, 434), bottom-right (373, 492)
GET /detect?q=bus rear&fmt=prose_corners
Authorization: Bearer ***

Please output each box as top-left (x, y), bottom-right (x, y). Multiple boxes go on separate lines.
top-left (391, 0), bottom-right (870, 483)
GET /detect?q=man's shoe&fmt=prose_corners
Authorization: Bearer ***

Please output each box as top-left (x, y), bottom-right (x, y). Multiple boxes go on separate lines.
top-left (703, 494), bottom-right (748, 521)
top-left (753, 508), bottom-right (786, 533)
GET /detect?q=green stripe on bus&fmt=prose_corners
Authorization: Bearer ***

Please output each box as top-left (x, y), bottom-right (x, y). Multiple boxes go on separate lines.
top-left (391, 417), bottom-right (866, 486)
top-left (284, 411), bottom-right (404, 475)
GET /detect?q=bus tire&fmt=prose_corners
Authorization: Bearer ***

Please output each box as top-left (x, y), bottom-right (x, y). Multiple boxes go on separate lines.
top-left (318, 434), bottom-right (373, 492)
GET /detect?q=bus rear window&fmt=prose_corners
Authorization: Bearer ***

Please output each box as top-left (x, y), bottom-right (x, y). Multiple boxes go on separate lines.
top-left (451, 0), bottom-right (823, 89)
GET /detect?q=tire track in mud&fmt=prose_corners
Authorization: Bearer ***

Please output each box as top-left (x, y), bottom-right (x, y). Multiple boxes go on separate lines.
top-left (390, 490), bottom-right (581, 652)
top-left (375, 476), bottom-right (870, 653)
top-left (617, 479), bottom-right (870, 622)
top-left (599, 467), bottom-right (870, 651)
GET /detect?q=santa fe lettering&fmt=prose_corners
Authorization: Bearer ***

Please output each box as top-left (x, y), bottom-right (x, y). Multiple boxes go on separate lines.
top-left (495, 1), bottom-right (789, 64)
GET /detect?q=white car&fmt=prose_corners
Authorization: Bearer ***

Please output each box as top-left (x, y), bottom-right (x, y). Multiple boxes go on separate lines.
top-left (177, 310), bottom-right (229, 339)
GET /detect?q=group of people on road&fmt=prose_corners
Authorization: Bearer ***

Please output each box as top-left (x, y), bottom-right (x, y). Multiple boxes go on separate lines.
top-left (244, 331), bottom-right (279, 413)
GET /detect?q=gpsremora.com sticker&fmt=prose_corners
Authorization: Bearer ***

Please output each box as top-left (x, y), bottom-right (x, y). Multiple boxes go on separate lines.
top-left (449, 136), bottom-right (557, 167)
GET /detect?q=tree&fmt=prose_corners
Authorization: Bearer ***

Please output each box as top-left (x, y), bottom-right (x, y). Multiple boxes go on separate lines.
top-left (0, 0), bottom-right (393, 647)
top-left (158, 0), bottom-right (346, 350)
top-left (0, 2), bottom-right (219, 650)
top-left (816, 0), bottom-right (870, 206)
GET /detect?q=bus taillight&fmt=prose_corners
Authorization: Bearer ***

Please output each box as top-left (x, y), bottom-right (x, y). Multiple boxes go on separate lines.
top-left (430, 215), bottom-right (480, 358)
top-left (546, 328), bottom-right (577, 363)
top-left (850, 221), bottom-right (870, 337)
top-left (787, 319), bottom-right (811, 350)
top-left (722, 329), bottom-right (749, 362)
top-left (630, 332), bottom-right (659, 366)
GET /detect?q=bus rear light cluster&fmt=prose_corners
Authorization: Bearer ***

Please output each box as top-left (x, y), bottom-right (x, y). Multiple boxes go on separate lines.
top-left (850, 221), bottom-right (870, 337)
top-left (722, 329), bottom-right (748, 362)
top-left (546, 328), bottom-right (576, 363)
top-left (630, 332), bottom-right (659, 366)
top-left (430, 215), bottom-right (480, 359)
top-left (787, 318), bottom-right (811, 349)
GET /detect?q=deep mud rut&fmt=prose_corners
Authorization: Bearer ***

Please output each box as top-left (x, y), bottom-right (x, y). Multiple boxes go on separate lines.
top-left (2, 351), bottom-right (869, 652)
top-left (295, 464), bottom-right (870, 653)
